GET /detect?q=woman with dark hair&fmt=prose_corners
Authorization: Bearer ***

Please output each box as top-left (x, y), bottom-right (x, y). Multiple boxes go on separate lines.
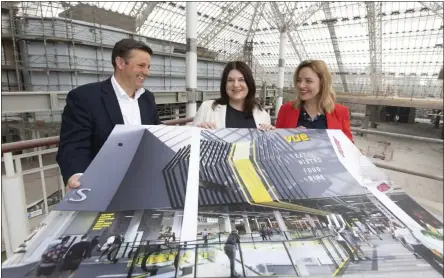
top-left (193, 61), bottom-right (274, 130)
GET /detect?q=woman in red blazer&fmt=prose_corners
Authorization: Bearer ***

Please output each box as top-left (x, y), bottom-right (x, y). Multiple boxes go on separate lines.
top-left (275, 60), bottom-right (353, 142)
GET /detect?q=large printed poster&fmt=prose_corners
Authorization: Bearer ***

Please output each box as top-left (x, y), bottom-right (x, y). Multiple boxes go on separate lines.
top-left (2, 125), bottom-right (442, 278)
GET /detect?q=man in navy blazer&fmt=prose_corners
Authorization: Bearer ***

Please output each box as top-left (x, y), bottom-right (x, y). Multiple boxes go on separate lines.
top-left (56, 39), bottom-right (161, 191)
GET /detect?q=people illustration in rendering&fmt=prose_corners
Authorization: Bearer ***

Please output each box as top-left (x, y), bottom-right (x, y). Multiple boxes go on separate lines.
top-left (95, 234), bottom-right (122, 263)
top-left (266, 227), bottom-right (273, 240)
top-left (202, 229), bottom-right (208, 245)
top-left (275, 60), bottom-right (353, 142)
top-left (88, 236), bottom-right (100, 258)
top-left (192, 61), bottom-right (274, 131)
top-left (329, 224), bottom-right (359, 263)
top-left (259, 226), bottom-right (267, 241)
top-left (352, 225), bottom-right (372, 247)
top-left (34, 236), bottom-right (71, 276)
top-left (60, 234), bottom-right (90, 271)
top-left (224, 230), bottom-right (241, 278)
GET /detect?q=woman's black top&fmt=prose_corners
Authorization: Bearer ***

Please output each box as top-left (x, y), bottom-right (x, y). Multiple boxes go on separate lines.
top-left (225, 104), bottom-right (257, 128)
top-left (297, 106), bottom-right (327, 129)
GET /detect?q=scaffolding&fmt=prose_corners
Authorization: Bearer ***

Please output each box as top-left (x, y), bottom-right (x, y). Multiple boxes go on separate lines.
top-left (1, 1), bottom-right (442, 96)
top-left (1, 1), bottom-right (443, 142)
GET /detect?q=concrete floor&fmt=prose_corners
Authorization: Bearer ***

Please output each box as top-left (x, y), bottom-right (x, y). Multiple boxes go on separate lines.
top-left (353, 122), bottom-right (443, 217)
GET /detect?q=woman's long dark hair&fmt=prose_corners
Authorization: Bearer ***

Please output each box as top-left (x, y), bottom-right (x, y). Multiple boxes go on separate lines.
top-left (212, 61), bottom-right (262, 114)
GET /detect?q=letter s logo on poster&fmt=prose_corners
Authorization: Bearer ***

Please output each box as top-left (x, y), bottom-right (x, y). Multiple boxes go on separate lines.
top-left (68, 188), bottom-right (91, 202)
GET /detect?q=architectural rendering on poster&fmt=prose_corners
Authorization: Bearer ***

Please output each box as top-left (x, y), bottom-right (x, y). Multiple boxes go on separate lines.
top-left (2, 125), bottom-right (443, 277)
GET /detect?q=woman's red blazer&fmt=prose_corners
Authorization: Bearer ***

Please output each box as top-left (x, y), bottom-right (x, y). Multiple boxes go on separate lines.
top-left (275, 102), bottom-right (354, 142)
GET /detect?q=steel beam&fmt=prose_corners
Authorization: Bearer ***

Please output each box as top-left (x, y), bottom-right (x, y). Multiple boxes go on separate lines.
top-left (287, 32), bottom-right (308, 63)
top-left (2, 91), bottom-right (442, 114)
top-left (197, 2), bottom-right (249, 48)
top-left (186, 2), bottom-right (198, 117)
top-left (271, 3), bottom-right (308, 63)
top-left (351, 127), bottom-right (443, 144)
top-left (335, 94), bottom-right (443, 110)
top-left (419, 2), bottom-right (444, 18)
top-left (287, 2), bottom-right (328, 31)
top-left (365, 2), bottom-right (383, 96)
top-left (132, 2), bottom-right (159, 32)
top-left (323, 3), bottom-right (349, 93)
top-left (373, 161), bottom-right (443, 182)
top-left (276, 30), bottom-right (287, 114)
top-left (244, 2), bottom-right (264, 44)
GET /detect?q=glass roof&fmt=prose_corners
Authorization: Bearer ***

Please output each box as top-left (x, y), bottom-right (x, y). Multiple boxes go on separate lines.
top-left (13, 1), bottom-right (444, 96)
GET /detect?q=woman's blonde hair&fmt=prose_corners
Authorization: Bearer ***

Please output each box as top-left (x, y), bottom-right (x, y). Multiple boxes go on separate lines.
top-left (292, 60), bottom-right (336, 113)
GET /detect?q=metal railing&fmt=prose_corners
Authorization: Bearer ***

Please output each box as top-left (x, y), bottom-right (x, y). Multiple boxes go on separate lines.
top-left (117, 234), bottom-right (350, 278)
top-left (3, 127), bottom-right (442, 183)
top-left (5, 231), bottom-right (353, 278)
top-left (1, 116), bottom-right (443, 258)
top-left (351, 127), bottom-right (444, 144)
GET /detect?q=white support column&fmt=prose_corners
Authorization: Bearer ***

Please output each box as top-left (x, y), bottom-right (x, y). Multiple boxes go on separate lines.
top-left (219, 216), bottom-right (232, 233)
top-left (331, 214), bottom-right (340, 228)
top-left (254, 219), bottom-right (260, 230)
top-left (174, 108), bottom-right (180, 120)
top-left (123, 210), bottom-right (144, 243)
top-left (31, 129), bottom-right (41, 152)
top-left (267, 218), bottom-right (273, 228)
top-left (186, 2), bottom-right (198, 117)
top-left (117, 210), bottom-right (144, 257)
top-left (273, 210), bottom-right (288, 232)
top-left (275, 30), bottom-right (287, 116)
top-left (336, 214), bottom-right (347, 227)
top-left (243, 215), bottom-right (252, 234)
top-left (1, 152), bottom-right (30, 258)
top-left (171, 210), bottom-right (183, 237)
top-left (305, 214), bottom-right (316, 228)
top-left (180, 127), bottom-right (200, 242)
top-left (178, 127), bottom-right (200, 274)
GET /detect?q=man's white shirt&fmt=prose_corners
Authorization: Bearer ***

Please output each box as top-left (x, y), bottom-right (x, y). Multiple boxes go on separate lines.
top-left (111, 75), bottom-right (145, 125)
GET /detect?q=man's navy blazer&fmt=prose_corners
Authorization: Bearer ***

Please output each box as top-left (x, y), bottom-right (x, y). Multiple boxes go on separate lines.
top-left (56, 77), bottom-right (161, 185)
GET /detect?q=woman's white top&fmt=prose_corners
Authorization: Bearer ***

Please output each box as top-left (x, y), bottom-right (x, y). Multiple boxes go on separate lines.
top-left (192, 100), bottom-right (271, 128)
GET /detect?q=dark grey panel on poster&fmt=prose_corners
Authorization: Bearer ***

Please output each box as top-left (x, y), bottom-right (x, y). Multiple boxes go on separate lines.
top-left (163, 145), bottom-right (190, 208)
top-left (138, 211), bottom-right (165, 241)
top-left (163, 147), bottom-right (185, 208)
top-left (56, 126), bottom-right (147, 211)
top-left (388, 192), bottom-right (443, 228)
top-left (204, 128), bottom-right (366, 199)
top-left (254, 134), bottom-right (306, 200)
top-left (257, 130), bottom-right (365, 198)
top-left (56, 125), bottom-right (180, 212)
top-left (107, 130), bottom-right (176, 211)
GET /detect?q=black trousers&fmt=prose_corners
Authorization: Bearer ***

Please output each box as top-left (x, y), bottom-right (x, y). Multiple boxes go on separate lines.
top-left (224, 245), bottom-right (238, 277)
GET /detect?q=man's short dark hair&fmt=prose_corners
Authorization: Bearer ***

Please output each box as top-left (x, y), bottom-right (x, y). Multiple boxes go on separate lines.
top-left (111, 39), bottom-right (153, 68)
